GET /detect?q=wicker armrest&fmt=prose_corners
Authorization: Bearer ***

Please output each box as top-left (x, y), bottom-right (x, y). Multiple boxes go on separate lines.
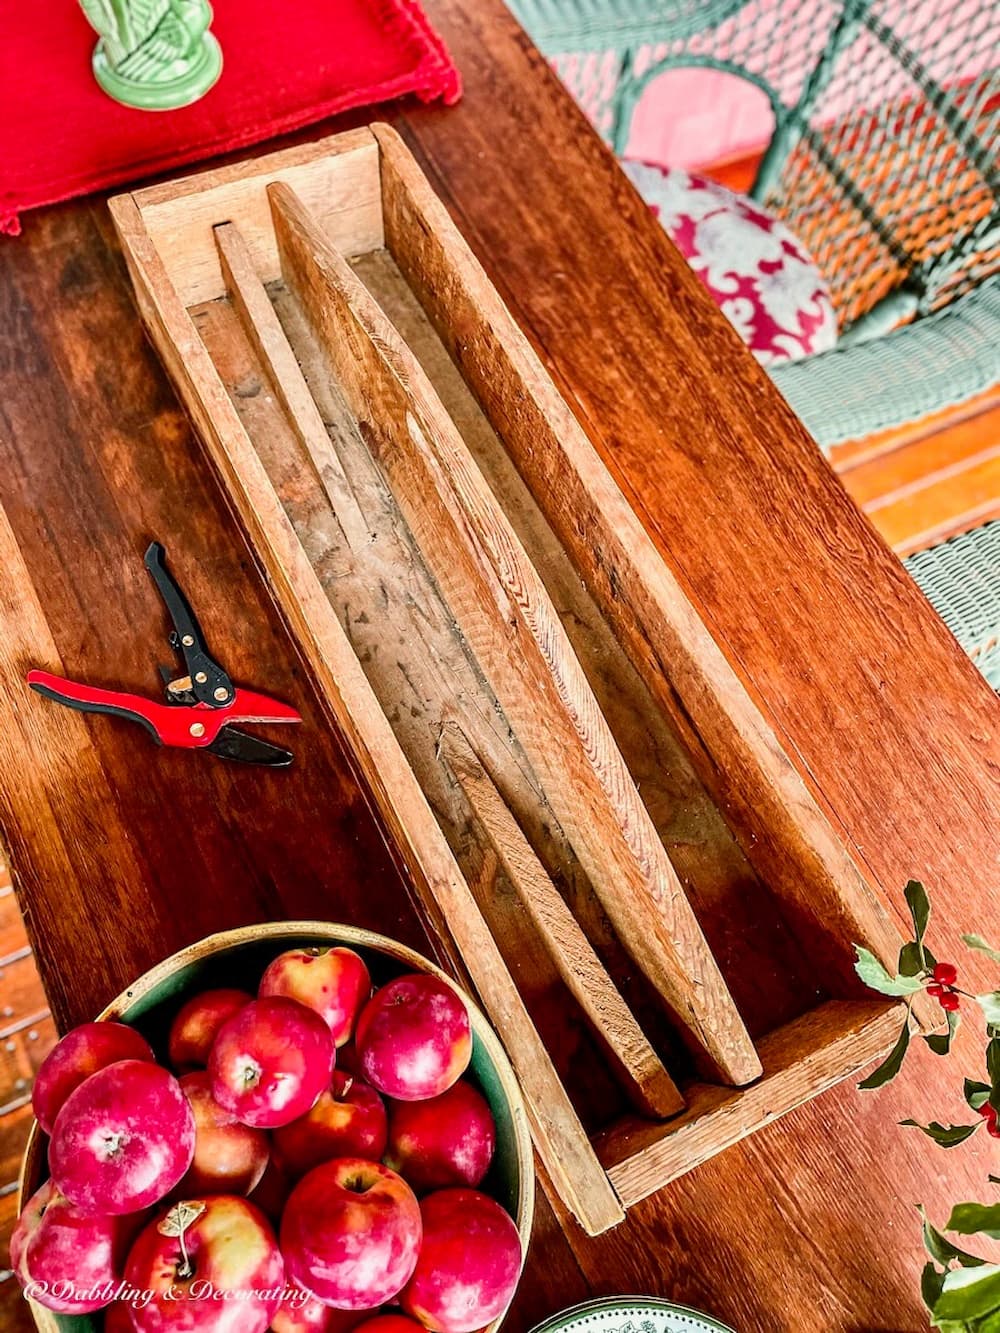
top-left (770, 278), bottom-right (1000, 450)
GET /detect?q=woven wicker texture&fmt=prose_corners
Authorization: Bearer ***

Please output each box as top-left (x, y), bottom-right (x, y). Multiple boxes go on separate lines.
top-left (514, 0), bottom-right (1000, 335)
top-left (905, 522), bottom-right (1000, 688)
top-left (771, 276), bottom-right (1000, 444)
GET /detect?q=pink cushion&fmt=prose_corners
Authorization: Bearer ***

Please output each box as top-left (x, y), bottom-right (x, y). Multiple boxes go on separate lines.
top-left (621, 160), bottom-right (838, 366)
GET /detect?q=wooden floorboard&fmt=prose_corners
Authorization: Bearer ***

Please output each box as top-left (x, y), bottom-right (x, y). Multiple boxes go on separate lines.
top-left (0, 867), bottom-right (54, 1322)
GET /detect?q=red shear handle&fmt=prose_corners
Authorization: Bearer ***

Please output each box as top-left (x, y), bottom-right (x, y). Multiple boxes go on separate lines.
top-left (27, 671), bottom-right (300, 749)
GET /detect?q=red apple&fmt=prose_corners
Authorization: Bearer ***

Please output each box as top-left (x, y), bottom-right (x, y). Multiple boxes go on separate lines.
top-left (400, 1189), bottom-right (522, 1333)
top-left (32, 1021), bottom-right (155, 1134)
top-left (208, 997), bottom-right (335, 1128)
top-left (168, 988), bottom-right (253, 1070)
top-left (355, 974), bottom-right (472, 1101)
top-left (354, 1319), bottom-right (425, 1333)
top-left (11, 1177), bottom-right (131, 1314)
top-left (384, 1080), bottom-right (495, 1192)
top-left (178, 1071), bottom-right (269, 1196)
top-left (125, 1195), bottom-right (283, 1332)
top-left (103, 1302), bottom-right (137, 1332)
top-left (272, 1285), bottom-right (367, 1332)
top-left (280, 1157), bottom-right (421, 1309)
top-left (50, 1059), bottom-right (195, 1215)
top-left (274, 1071), bottom-right (387, 1178)
top-left (259, 947), bottom-right (371, 1046)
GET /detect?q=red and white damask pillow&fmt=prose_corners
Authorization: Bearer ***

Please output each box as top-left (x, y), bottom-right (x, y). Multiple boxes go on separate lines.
top-left (621, 160), bottom-right (838, 366)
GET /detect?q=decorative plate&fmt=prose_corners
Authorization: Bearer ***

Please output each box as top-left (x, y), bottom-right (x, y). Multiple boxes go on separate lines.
top-left (530, 1297), bottom-right (736, 1333)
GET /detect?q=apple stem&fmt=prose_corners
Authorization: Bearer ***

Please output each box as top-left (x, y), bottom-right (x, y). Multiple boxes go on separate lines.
top-left (177, 1223), bottom-right (194, 1280)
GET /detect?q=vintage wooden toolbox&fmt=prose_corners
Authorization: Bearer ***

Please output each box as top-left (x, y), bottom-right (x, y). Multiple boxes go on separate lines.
top-left (109, 125), bottom-right (923, 1236)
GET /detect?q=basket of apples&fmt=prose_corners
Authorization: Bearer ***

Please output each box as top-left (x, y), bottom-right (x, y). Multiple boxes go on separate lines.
top-left (13, 922), bottom-right (535, 1333)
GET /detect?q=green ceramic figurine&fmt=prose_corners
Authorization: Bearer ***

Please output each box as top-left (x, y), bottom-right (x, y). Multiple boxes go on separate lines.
top-left (80, 0), bottom-right (222, 110)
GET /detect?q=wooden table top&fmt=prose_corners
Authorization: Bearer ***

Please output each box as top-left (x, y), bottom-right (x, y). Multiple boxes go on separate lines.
top-left (2, 2), bottom-right (999, 1330)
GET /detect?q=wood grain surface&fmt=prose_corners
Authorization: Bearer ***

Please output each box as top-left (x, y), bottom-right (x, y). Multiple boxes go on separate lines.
top-left (268, 177), bottom-right (760, 1088)
top-left (0, 0), bottom-right (998, 1328)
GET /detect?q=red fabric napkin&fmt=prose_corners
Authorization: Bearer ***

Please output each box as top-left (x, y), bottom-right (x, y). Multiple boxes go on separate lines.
top-left (0, 1), bottom-right (460, 235)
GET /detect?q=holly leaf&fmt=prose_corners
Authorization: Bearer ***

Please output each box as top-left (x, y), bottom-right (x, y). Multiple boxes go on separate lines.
top-left (923, 1262), bottom-right (947, 1310)
top-left (979, 995), bottom-right (1000, 1027)
top-left (902, 939), bottom-right (937, 976)
top-left (859, 1015), bottom-right (911, 1089)
top-left (903, 1120), bottom-right (980, 1147)
top-left (965, 1080), bottom-right (991, 1110)
top-left (854, 945), bottom-right (927, 996)
top-left (965, 935), bottom-right (1000, 965)
top-left (926, 1009), bottom-right (961, 1055)
top-left (920, 1206), bottom-right (987, 1267)
top-left (947, 1204), bottom-right (1000, 1240)
top-left (934, 1264), bottom-right (1000, 1322)
top-left (905, 879), bottom-right (931, 943)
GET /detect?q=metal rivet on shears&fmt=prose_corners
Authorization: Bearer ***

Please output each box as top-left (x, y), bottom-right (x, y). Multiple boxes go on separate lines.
top-left (190, 722), bottom-right (206, 738)
top-left (195, 671), bottom-right (207, 683)
top-left (214, 687), bottom-right (230, 702)
top-left (182, 634), bottom-right (195, 647)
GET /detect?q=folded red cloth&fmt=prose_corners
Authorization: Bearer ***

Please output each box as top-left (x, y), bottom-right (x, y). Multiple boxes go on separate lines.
top-left (0, 0), bottom-right (460, 235)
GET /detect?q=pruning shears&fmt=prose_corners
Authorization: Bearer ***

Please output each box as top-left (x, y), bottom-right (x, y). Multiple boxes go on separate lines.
top-left (28, 543), bottom-right (300, 767)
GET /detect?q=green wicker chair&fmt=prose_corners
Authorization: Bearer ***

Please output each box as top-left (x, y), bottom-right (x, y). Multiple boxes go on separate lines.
top-left (509, 0), bottom-right (1000, 681)
top-left (508, 0), bottom-right (1000, 446)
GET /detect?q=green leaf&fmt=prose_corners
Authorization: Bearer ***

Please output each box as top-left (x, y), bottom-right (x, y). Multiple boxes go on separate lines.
top-left (934, 1264), bottom-right (1000, 1322)
top-left (988, 1040), bottom-right (1000, 1087)
top-left (903, 1120), bottom-right (980, 1147)
top-left (979, 995), bottom-right (1000, 1027)
top-left (902, 939), bottom-right (937, 976)
top-left (859, 1015), bottom-right (911, 1089)
top-left (921, 1206), bottom-right (987, 1267)
top-left (854, 945), bottom-right (927, 996)
top-left (965, 935), bottom-right (1000, 965)
top-left (947, 1204), bottom-right (1000, 1240)
top-left (905, 880), bottom-right (931, 943)
top-left (927, 1009), bottom-right (961, 1055)
top-left (966, 1080), bottom-right (992, 1110)
top-left (923, 1262), bottom-right (947, 1311)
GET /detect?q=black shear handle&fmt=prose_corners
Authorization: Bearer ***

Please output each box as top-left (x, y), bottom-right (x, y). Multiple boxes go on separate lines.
top-left (144, 542), bottom-right (233, 707)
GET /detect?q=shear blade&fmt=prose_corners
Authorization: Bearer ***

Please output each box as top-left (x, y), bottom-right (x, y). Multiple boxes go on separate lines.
top-left (206, 726), bottom-right (294, 767)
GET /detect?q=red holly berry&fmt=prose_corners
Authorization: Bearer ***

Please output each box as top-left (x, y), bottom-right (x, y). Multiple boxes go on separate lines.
top-left (927, 982), bottom-right (944, 997)
top-left (938, 991), bottom-right (961, 1012)
top-left (933, 962), bottom-right (958, 986)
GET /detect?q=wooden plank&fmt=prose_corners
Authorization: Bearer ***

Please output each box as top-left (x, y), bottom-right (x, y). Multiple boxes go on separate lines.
top-left (107, 194), bottom-right (624, 1237)
top-left (372, 123), bottom-right (920, 1014)
top-left (850, 448), bottom-right (1000, 556)
top-left (596, 999), bottom-right (903, 1206)
top-left (0, 953), bottom-right (48, 1031)
top-left (269, 178), bottom-right (761, 1087)
top-left (829, 383), bottom-right (1000, 473)
top-left (133, 129), bottom-right (383, 307)
top-left (444, 730), bottom-right (684, 1120)
top-left (842, 403), bottom-right (1000, 511)
top-left (200, 276), bottom-right (631, 1129)
top-left (352, 246), bottom-right (822, 1044)
top-left (0, 890), bottom-right (28, 975)
top-left (214, 221), bottom-right (371, 550)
